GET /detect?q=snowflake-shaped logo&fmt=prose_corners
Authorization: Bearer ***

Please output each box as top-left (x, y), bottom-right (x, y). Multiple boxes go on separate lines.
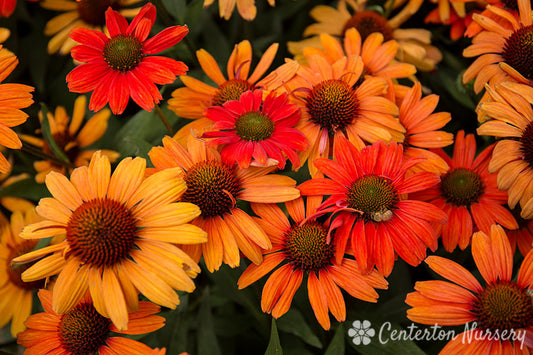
top-left (348, 320), bottom-right (375, 345)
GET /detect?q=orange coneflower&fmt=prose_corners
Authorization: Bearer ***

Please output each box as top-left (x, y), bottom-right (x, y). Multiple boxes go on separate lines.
top-left (506, 206), bottom-right (533, 257)
top-left (406, 224), bottom-right (533, 353)
top-left (12, 151), bottom-right (207, 331)
top-left (20, 95), bottom-right (119, 183)
top-left (0, 208), bottom-right (43, 337)
top-left (148, 135), bottom-right (300, 272)
top-left (203, 0), bottom-right (274, 20)
top-left (202, 89), bottom-right (308, 169)
top-left (301, 28), bottom-right (417, 80)
top-left (299, 137), bottom-right (447, 277)
top-left (410, 131), bottom-right (517, 252)
top-left (40, 0), bottom-right (143, 55)
top-left (66, 3), bottom-right (189, 115)
top-left (462, 0), bottom-right (533, 93)
top-left (425, 5), bottom-right (481, 41)
top-left (238, 196), bottom-right (388, 330)
top-left (0, 46), bottom-right (34, 174)
top-left (477, 81), bottom-right (533, 218)
top-left (168, 40), bottom-right (298, 142)
top-left (17, 289), bottom-right (166, 354)
top-left (390, 81), bottom-right (453, 174)
top-left (287, 0), bottom-right (442, 71)
top-left (280, 54), bottom-right (403, 177)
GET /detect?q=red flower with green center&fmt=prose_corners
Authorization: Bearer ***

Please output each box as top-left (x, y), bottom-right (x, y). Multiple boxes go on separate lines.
top-left (66, 3), bottom-right (189, 115)
top-left (299, 136), bottom-right (447, 277)
top-left (203, 90), bottom-right (308, 169)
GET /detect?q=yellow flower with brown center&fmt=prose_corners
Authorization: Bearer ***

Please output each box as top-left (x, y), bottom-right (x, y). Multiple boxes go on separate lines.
top-left (41, 0), bottom-right (144, 55)
top-left (20, 95), bottom-right (119, 183)
top-left (12, 151), bottom-right (207, 331)
top-left (288, 0), bottom-right (442, 71)
top-left (0, 208), bottom-right (44, 337)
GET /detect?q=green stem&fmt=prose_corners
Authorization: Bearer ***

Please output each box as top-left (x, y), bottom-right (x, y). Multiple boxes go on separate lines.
top-left (155, 104), bottom-right (175, 136)
top-left (21, 142), bottom-right (75, 169)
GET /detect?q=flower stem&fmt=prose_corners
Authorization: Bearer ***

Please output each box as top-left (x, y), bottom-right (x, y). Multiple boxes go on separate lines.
top-left (21, 142), bottom-right (75, 169)
top-left (155, 104), bottom-right (175, 136)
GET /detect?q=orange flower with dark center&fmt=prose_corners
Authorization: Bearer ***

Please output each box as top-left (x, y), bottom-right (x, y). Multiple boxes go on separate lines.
top-left (238, 196), bottom-right (388, 330)
top-left (406, 225), bottom-right (533, 353)
top-left (343, 10), bottom-right (394, 41)
top-left (18, 289), bottom-right (166, 354)
top-left (411, 131), bottom-right (517, 252)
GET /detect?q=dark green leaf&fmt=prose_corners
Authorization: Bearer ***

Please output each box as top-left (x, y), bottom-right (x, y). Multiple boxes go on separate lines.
top-left (0, 178), bottom-right (49, 201)
top-left (324, 324), bottom-right (345, 355)
top-left (277, 309), bottom-right (322, 348)
top-left (265, 318), bottom-right (283, 355)
top-left (198, 287), bottom-right (222, 355)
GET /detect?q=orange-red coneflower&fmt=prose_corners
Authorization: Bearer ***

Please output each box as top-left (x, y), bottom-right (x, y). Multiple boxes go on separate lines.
top-left (18, 289), bottom-right (166, 354)
top-left (66, 3), bottom-right (189, 114)
top-left (238, 196), bottom-right (388, 330)
top-left (299, 137), bottom-right (447, 277)
top-left (410, 130), bottom-right (517, 252)
top-left (406, 224), bottom-right (533, 353)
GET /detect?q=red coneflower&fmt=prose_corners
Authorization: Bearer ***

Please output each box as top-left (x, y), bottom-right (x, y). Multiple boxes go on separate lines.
top-left (66, 3), bottom-right (189, 114)
top-left (299, 136), bottom-right (447, 277)
top-left (202, 89), bottom-right (308, 169)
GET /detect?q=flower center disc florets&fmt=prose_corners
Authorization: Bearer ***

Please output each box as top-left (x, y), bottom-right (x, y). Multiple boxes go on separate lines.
top-left (66, 198), bottom-right (138, 267)
top-left (472, 281), bottom-right (533, 331)
top-left (306, 79), bottom-right (359, 133)
top-left (285, 221), bottom-right (334, 271)
top-left (234, 111), bottom-right (274, 141)
top-left (77, 0), bottom-right (117, 26)
top-left (520, 121), bottom-right (533, 168)
top-left (103, 34), bottom-right (144, 72)
top-left (347, 175), bottom-right (398, 221)
top-left (59, 302), bottom-right (111, 355)
top-left (212, 80), bottom-right (255, 106)
top-left (7, 242), bottom-right (46, 290)
top-left (502, 25), bottom-right (533, 80)
top-left (181, 161), bottom-right (241, 218)
top-left (440, 168), bottom-right (484, 206)
top-left (343, 10), bottom-right (394, 41)
top-left (43, 131), bottom-right (79, 164)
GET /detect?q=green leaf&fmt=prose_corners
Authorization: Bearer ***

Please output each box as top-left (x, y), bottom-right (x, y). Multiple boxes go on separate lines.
top-left (265, 318), bottom-right (283, 355)
top-left (160, 0), bottom-right (187, 22)
top-left (40, 103), bottom-right (71, 164)
top-left (277, 309), bottom-right (322, 348)
top-left (198, 287), bottom-right (222, 355)
top-left (0, 178), bottom-right (49, 201)
top-left (324, 324), bottom-right (345, 355)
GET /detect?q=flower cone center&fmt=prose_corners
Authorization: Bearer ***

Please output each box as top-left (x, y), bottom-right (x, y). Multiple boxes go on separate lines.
top-left (234, 111), bottom-right (274, 141)
top-left (343, 11), bottom-right (394, 42)
top-left (472, 281), bottom-right (533, 331)
top-left (306, 79), bottom-right (359, 134)
top-left (77, 0), bottom-right (117, 26)
top-left (103, 35), bottom-right (144, 72)
top-left (6, 241), bottom-right (46, 290)
top-left (520, 121), bottom-right (533, 169)
top-left (66, 198), bottom-right (137, 267)
top-left (59, 302), bottom-right (111, 355)
top-left (501, 0), bottom-right (520, 10)
top-left (181, 161), bottom-right (241, 218)
top-left (502, 25), bottom-right (533, 80)
top-left (440, 168), bottom-right (484, 206)
top-left (285, 221), bottom-right (334, 271)
top-left (212, 79), bottom-right (255, 106)
top-left (347, 175), bottom-right (397, 221)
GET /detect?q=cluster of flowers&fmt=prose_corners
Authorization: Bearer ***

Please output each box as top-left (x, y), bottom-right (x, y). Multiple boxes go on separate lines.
top-left (0, 0), bottom-right (531, 353)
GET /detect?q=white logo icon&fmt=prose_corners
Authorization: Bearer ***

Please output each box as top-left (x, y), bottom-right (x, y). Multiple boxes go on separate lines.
top-left (348, 320), bottom-right (375, 345)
